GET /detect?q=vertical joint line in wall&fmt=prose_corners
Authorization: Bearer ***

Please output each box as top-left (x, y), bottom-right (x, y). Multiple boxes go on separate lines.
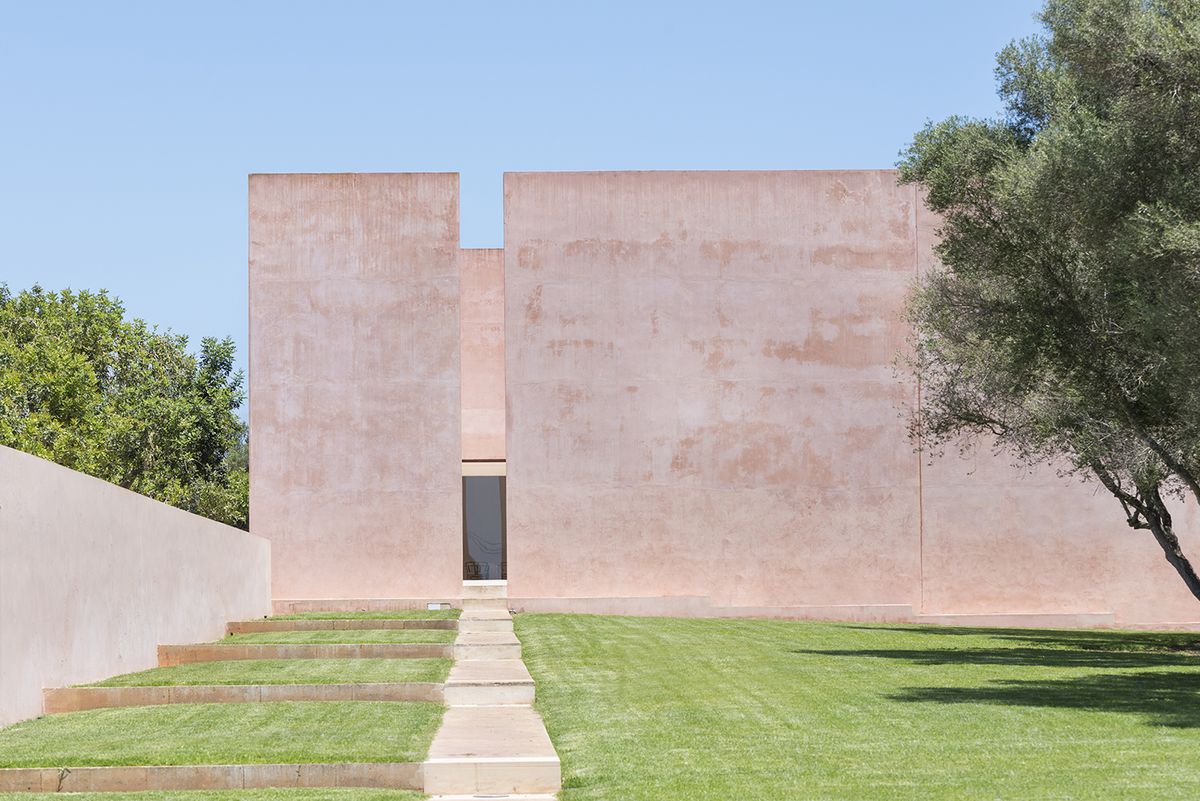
top-left (911, 183), bottom-right (926, 615)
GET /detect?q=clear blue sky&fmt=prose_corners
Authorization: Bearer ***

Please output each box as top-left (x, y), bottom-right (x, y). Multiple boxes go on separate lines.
top-left (2, 1), bottom-right (1044, 402)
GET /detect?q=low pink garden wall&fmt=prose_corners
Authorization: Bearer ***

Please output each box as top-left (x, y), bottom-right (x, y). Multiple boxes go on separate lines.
top-left (0, 446), bottom-right (271, 726)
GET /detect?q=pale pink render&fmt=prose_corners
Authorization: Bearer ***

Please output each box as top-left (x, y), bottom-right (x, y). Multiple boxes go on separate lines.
top-left (503, 170), bottom-right (1199, 625)
top-left (461, 248), bottom-right (505, 460)
top-left (0, 446), bottom-right (271, 726)
top-left (249, 173), bottom-right (462, 602)
top-left (504, 170), bottom-right (921, 608)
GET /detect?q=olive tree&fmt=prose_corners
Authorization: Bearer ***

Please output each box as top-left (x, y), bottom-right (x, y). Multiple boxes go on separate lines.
top-left (899, 0), bottom-right (1200, 600)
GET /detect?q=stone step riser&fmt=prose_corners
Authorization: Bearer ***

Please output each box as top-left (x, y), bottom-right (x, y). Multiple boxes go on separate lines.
top-left (158, 643), bottom-right (452, 666)
top-left (227, 619), bottom-right (457, 634)
top-left (429, 796), bottom-right (558, 801)
top-left (0, 763), bottom-right (422, 793)
top-left (422, 759), bottom-right (560, 796)
top-left (455, 644), bottom-right (521, 660)
top-left (457, 619), bottom-right (514, 634)
top-left (44, 683), bottom-right (443, 713)
top-left (443, 683), bottom-right (535, 705)
top-left (461, 581), bottom-right (508, 600)
top-left (461, 597), bottom-right (510, 611)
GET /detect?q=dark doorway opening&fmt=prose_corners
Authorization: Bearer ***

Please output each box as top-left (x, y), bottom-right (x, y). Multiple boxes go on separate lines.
top-left (463, 471), bottom-right (506, 580)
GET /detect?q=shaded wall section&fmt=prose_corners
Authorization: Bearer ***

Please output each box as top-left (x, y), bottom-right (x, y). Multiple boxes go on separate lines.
top-left (504, 171), bottom-right (922, 609)
top-left (912, 200), bottom-right (1200, 626)
top-left (249, 173), bottom-right (462, 602)
top-left (0, 446), bottom-right (271, 726)
top-left (461, 248), bottom-right (505, 460)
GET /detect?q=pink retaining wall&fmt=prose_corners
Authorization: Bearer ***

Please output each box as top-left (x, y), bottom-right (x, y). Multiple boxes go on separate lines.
top-left (504, 170), bottom-right (1200, 626)
top-left (0, 446), bottom-right (271, 726)
top-left (249, 173), bottom-right (463, 602)
top-left (461, 248), bottom-right (505, 460)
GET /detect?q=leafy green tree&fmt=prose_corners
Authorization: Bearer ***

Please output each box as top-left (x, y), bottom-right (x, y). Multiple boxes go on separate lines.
top-left (899, 0), bottom-right (1200, 601)
top-left (0, 284), bottom-right (249, 529)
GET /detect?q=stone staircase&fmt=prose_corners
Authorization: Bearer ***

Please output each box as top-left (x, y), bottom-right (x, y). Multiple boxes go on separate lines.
top-left (426, 579), bottom-right (561, 799)
top-left (0, 580), bottom-right (562, 799)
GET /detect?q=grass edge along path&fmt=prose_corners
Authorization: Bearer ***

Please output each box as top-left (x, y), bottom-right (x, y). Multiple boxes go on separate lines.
top-left (0, 701), bottom-right (444, 768)
top-left (85, 658), bottom-right (451, 688)
top-left (3, 790), bottom-right (425, 800)
top-left (218, 630), bottom-right (457, 645)
top-left (269, 610), bottom-right (460, 621)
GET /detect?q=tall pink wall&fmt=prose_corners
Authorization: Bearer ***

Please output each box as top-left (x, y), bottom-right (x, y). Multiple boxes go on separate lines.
top-left (249, 173), bottom-right (462, 602)
top-left (503, 170), bottom-right (1199, 626)
top-left (461, 248), bottom-right (505, 460)
top-left (0, 446), bottom-right (271, 726)
top-left (504, 171), bottom-right (922, 609)
top-left (911, 201), bottom-right (1200, 626)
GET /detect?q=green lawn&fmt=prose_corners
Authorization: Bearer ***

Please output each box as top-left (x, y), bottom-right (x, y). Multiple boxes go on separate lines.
top-left (219, 630), bottom-right (456, 645)
top-left (516, 614), bottom-right (1200, 801)
top-left (5, 792), bottom-right (422, 801)
top-left (269, 610), bottom-right (460, 621)
top-left (0, 702), bottom-right (443, 767)
top-left (87, 658), bottom-right (451, 687)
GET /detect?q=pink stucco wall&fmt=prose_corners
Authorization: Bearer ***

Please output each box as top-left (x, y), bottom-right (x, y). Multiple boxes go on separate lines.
top-left (503, 170), bottom-right (1199, 626)
top-left (461, 248), bottom-right (505, 460)
top-left (243, 169), bottom-right (1197, 626)
top-left (504, 170), bottom-right (922, 609)
top-left (249, 173), bottom-right (462, 602)
top-left (0, 446), bottom-right (271, 726)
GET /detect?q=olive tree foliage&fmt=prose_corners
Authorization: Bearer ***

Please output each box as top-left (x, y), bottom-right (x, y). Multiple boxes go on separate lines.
top-left (0, 284), bottom-right (249, 529)
top-left (899, 0), bottom-right (1200, 600)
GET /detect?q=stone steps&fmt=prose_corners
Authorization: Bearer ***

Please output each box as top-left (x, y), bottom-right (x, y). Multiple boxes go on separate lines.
top-left (424, 706), bottom-right (561, 795)
top-left (227, 618), bottom-right (457, 634)
top-left (44, 682), bottom-right (443, 713)
top-left (459, 607), bottom-right (515, 634)
top-left (9, 585), bottom-right (560, 798)
top-left (422, 581), bottom-right (561, 797)
top-left (444, 659), bottom-right (534, 705)
top-left (158, 642), bottom-right (451, 665)
top-left (455, 631), bottom-right (522, 660)
top-left (461, 596), bottom-right (511, 611)
top-left (461, 579), bottom-right (509, 599)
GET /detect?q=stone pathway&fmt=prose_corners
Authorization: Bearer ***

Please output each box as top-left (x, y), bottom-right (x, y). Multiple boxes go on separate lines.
top-left (424, 579), bottom-right (561, 799)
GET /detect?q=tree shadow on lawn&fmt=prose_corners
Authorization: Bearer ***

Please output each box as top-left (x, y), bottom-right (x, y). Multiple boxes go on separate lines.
top-left (889, 670), bottom-right (1200, 728)
top-left (791, 645), bottom-right (1198, 669)
top-left (845, 625), bottom-right (1200, 655)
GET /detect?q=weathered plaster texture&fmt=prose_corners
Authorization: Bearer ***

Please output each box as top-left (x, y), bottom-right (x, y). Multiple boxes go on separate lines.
top-left (249, 173), bottom-right (462, 601)
top-left (461, 248), bottom-right (505, 460)
top-left (503, 170), bottom-right (1198, 625)
top-left (504, 171), bottom-right (922, 608)
top-left (911, 199), bottom-right (1200, 625)
top-left (0, 446), bottom-right (270, 726)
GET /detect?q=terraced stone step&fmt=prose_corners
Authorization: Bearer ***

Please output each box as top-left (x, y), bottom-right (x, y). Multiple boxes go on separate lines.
top-left (227, 618), bottom-right (457, 634)
top-left (44, 682), bottom-right (443, 713)
top-left (454, 632), bottom-right (521, 660)
top-left (0, 762), bottom-right (422, 793)
top-left (444, 659), bottom-right (534, 705)
top-left (423, 706), bottom-right (560, 795)
top-left (458, 608), bottom-right (514, 634)
top-left (158, 643), bottom-right (452, 666)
